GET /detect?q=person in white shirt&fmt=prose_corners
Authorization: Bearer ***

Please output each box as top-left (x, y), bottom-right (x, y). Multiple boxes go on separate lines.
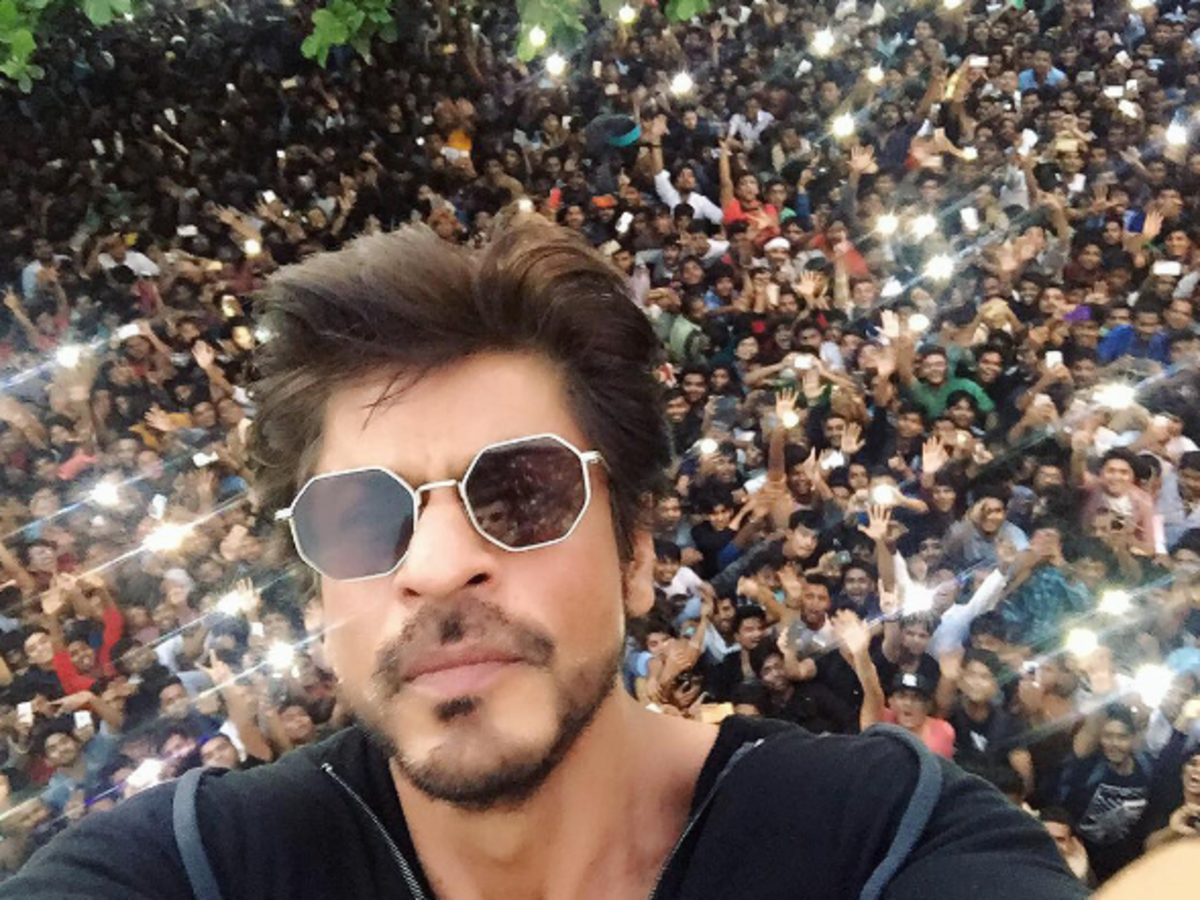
top-left (646, 144), bottom-right (724, 224)
top-left (727, 96), bottom-right (775, 149)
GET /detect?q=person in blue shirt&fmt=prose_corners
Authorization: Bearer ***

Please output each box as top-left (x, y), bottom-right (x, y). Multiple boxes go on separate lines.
top-left (1097, 300), bottom-right (1171, 365)
top-left (1019, 48), bottom-right (1067, 92)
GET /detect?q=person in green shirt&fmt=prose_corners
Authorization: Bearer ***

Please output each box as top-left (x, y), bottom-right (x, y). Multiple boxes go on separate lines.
top-left (900, 345), bottom-right (995, 419)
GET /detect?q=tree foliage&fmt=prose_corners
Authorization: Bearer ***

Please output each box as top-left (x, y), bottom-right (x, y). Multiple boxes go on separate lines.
top-left (0, 0), bottom-right (714, 91)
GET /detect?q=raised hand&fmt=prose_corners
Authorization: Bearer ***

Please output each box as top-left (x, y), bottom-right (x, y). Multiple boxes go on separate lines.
top-left (832, 609), bottom-right (871, 659)
top-left (841, 421), bottom-right (865, 456)
top-left (1142, 209), bottom-right (1164, 242)
top-left (858, 503), bottom-right (893, 543)
top-left (775, 386), bottom-right (799, 424)
top-left (192, 340), bottom-right (216, 370)
top-left (922, 437), bottom-right (948, 475)
top-left (880, 309), bottom-right (902, 342)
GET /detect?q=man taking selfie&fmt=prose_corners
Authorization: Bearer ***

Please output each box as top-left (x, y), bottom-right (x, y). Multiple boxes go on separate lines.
top-left (2, 224), bottom-right (1088, 899)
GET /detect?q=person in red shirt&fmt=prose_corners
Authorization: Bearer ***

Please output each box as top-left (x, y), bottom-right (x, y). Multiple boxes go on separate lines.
top-left (41, 575), bottom-right (125, 696)
top-left (838, 610), bottom-right (955, 757)
top-left (718, 138), bottom-right (779, 239)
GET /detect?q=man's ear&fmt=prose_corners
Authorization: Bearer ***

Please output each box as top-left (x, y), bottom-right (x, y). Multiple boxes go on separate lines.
top-left (622, 528), bottom-right (656, 619)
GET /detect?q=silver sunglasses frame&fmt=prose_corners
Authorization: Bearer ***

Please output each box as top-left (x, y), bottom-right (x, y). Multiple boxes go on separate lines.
top-left (275, 432), bottom-right (605, 582)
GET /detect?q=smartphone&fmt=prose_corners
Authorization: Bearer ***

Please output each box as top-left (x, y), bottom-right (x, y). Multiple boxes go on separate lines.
top-left (1115, 50), bottom-right (1132, 68)
top-left (969, 55), bottom-right (989, 68)
top-left (821, 451), bottom-right (846, 471)
top-left (92, 139), bottom-right (107, 156)
top-left (149, 494), bottom-right (168, 520)
top-left (615, 212), bottom-right (634, 234)
top-left (262, 190), bottom-right (278, 204)
top-left (960, 207), bottom-right (980, 232)
top-left (116, 323), bottom-right (141, 340)
top-left (1076, 71), bottom-right (1096, 85)
top-left (1069, 173), bottom-right (1087, 194)
top-left (1019, 129), bottom-right (1038, 154)
top-left (592, 60), bottom-right (602, 78)
top-left (17, 702), bottom-right (34, 727)
top-left (1125, 78), bottom-right (1139, 94)
top-left (176, 224), bottom-right (198, 238)
top-left (1104, 85), bottom-right (1125, 99)
top-left (794, 354), bottom-right (815, 371)
top-left (250, 622), bottom-right (265, 638)
top-left (164, 108), bottom-right (178, 126)
top-left (280, 76), bottom-right (299, 90)
top-left (74, 711), bottom-right (92, 730)
top-left (1045, 350), bottom-right (1063, 369)
top-left (1152, 260), bottom-right (1183, 277)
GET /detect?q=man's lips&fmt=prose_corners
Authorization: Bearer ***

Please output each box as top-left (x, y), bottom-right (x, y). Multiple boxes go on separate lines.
top-left (402, 646), bottom-right (527, 682)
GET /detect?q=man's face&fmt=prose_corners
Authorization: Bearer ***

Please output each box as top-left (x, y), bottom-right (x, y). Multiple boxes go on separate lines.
top-left (714, 598), bottom-right (736, 636)
top-left (676, 167), bottom-right (697, 193)
top-left (1179, 466), bottom-right (1200, 502)
top-left (201, 735), bottom-right (241, 769)
top-left (976, 352), bottom-right (1002, 384)
top-left (160, 683), bottom-right (190, 719)
top-left (901, 623), bottom-right (931, 658)
top-left (315, 353), bottom-right (643, 810)
top-left (977, 498), bottom-right (1007, 535)
top-left (655, 496), bottom-right (682, 530)
top-left (1134, 311), bottom-right (1161, 342)
top-left (890, 690), bottom-right (930, 730)
top-left (681, 374), bottom-right (707, 405)
top-left (736, 616), bottom-right (764, 650)
top-left (800, 583), bottom-right (831, 628)
top-left (653, 557), bottom-right (680, 585)
top-left (1100, 720), bottom-right (1134, 767)
top-left (665, 396), bottom-right (689, 423)
top-left (1100, 458), bottom-right (1134, 496)
top-left (708, 504), bottom-right (733, 532)
top-left (68, 641), bottom-right (95, 673)
top-left (45, 733), bottom-right (81, 769)
top-left (920, 353), bottom-right (948, 385)
top-left (842, 568), bottom-right (871, 601)
top-left (24, 631), bottom-right (53, 667)
top-left (960, 661), bottom-right (998, 705)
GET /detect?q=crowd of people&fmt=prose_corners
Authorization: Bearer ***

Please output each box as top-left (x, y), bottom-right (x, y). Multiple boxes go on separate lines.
top-left (2, 0), bottom-right (1200, 885)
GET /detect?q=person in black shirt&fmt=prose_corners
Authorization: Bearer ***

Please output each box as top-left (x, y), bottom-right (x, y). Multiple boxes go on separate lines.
top-left (945, 648), bottom-right (1035, 798)
top-left (689, 487), bottom-right (738, 579)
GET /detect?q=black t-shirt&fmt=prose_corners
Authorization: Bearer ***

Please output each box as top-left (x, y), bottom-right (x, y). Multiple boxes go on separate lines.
top-left (3, 721), bottom-right (1090, 900)
top-left (949, 703), bottom-right (1026, 779)
top-left (1061, 752), bottom-right (1153, 882)
top-left (690, 521), bottom-right (735, 580)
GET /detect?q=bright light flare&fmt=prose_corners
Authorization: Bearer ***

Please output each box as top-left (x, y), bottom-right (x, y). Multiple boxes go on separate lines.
top-left (867, 65), bottom-right (884, 85)
top-left (267, 642), bottom-right (296, 671)
top-left (127, 758), bottom-right (166, 792)
top-left (1098, 589), bottom-right (1132, 616)
top-left (670, 71), bottom-right (694, 96)
top-left (910, 213), bottom-right (938, 240)
top-left (698, 438), bottom-right (719, 455)
top-left (831, 113), bottom-right (856, 139)
top-left (813, 29), bottom-right (835, 56)
top-left (924, 254), bottom-right (954, 281)
top-left (944, 0), bottom-right (963, 9)
top-left (56, 344), bottom-right (84, 368)
top-left (1167, 121), bottom-right (1188, 147)
top-left (243, 238), bottom-right (262, 257)
top-left (781, 411), bottom-right (800, 429)
top-left (1095, 382), bottom-right (1137, 410)
top-left (1065, 627), bottom-right (1099, 658)
top-left (961, 146), bottom-right (979, 161)
top-left (903, 583), bottom-right (935, 615)
top-left (91, 480), bottom-right (121, 508)
top-left (529, 26), bottom-right (547, 48)
top-left (546, 53), bottom-right (567, 77)
top-left (907, 313), bottom-right (931, 334)
top-left (871, 484), bottom-right (898, 506)
top-left (618, 4), bottom-right (637, 25)
top-left (881, 277), bottom-right (904, 298)
top-left (144, 522), bottom-right (190, 553)
top-left (876, 212), bottom-right (900, 236)
top-left (1133, 664), bottom-right (1173, 709)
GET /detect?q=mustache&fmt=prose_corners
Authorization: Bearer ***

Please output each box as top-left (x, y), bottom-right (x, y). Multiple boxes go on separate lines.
top-left (372, 598), bottom-right (555, 698)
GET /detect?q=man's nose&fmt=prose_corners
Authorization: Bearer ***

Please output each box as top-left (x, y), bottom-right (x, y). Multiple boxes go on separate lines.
top-left (389, 487), bottom-right (496, 603)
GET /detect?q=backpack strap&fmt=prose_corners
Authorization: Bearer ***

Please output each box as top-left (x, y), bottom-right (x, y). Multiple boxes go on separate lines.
top-left (858, 724), bottom-right (945, 900)
top-left (172, 766), bottom-right (227, 900)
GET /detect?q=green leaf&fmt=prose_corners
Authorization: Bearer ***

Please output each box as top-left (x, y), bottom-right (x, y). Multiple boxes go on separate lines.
top-left (378, 18), bottom-right (398, 42)
top-left (18, 71), bottom-right (31, 92)
top-left (599, 0), bottom-right (627, 17)
top-left (82, 0), bottom-right (116, 27)
top-left (7, 27), bottom-right (34, 62)
top-left (0, 0), bottom-right (19, 32)
top-left (110, 0), bottom-right (133, 16)
top-left (666, 0), bottom-right (711, 22)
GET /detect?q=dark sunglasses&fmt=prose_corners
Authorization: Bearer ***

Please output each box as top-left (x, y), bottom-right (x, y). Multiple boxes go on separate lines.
top-left (276, 434), bottom-right (605, 582)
